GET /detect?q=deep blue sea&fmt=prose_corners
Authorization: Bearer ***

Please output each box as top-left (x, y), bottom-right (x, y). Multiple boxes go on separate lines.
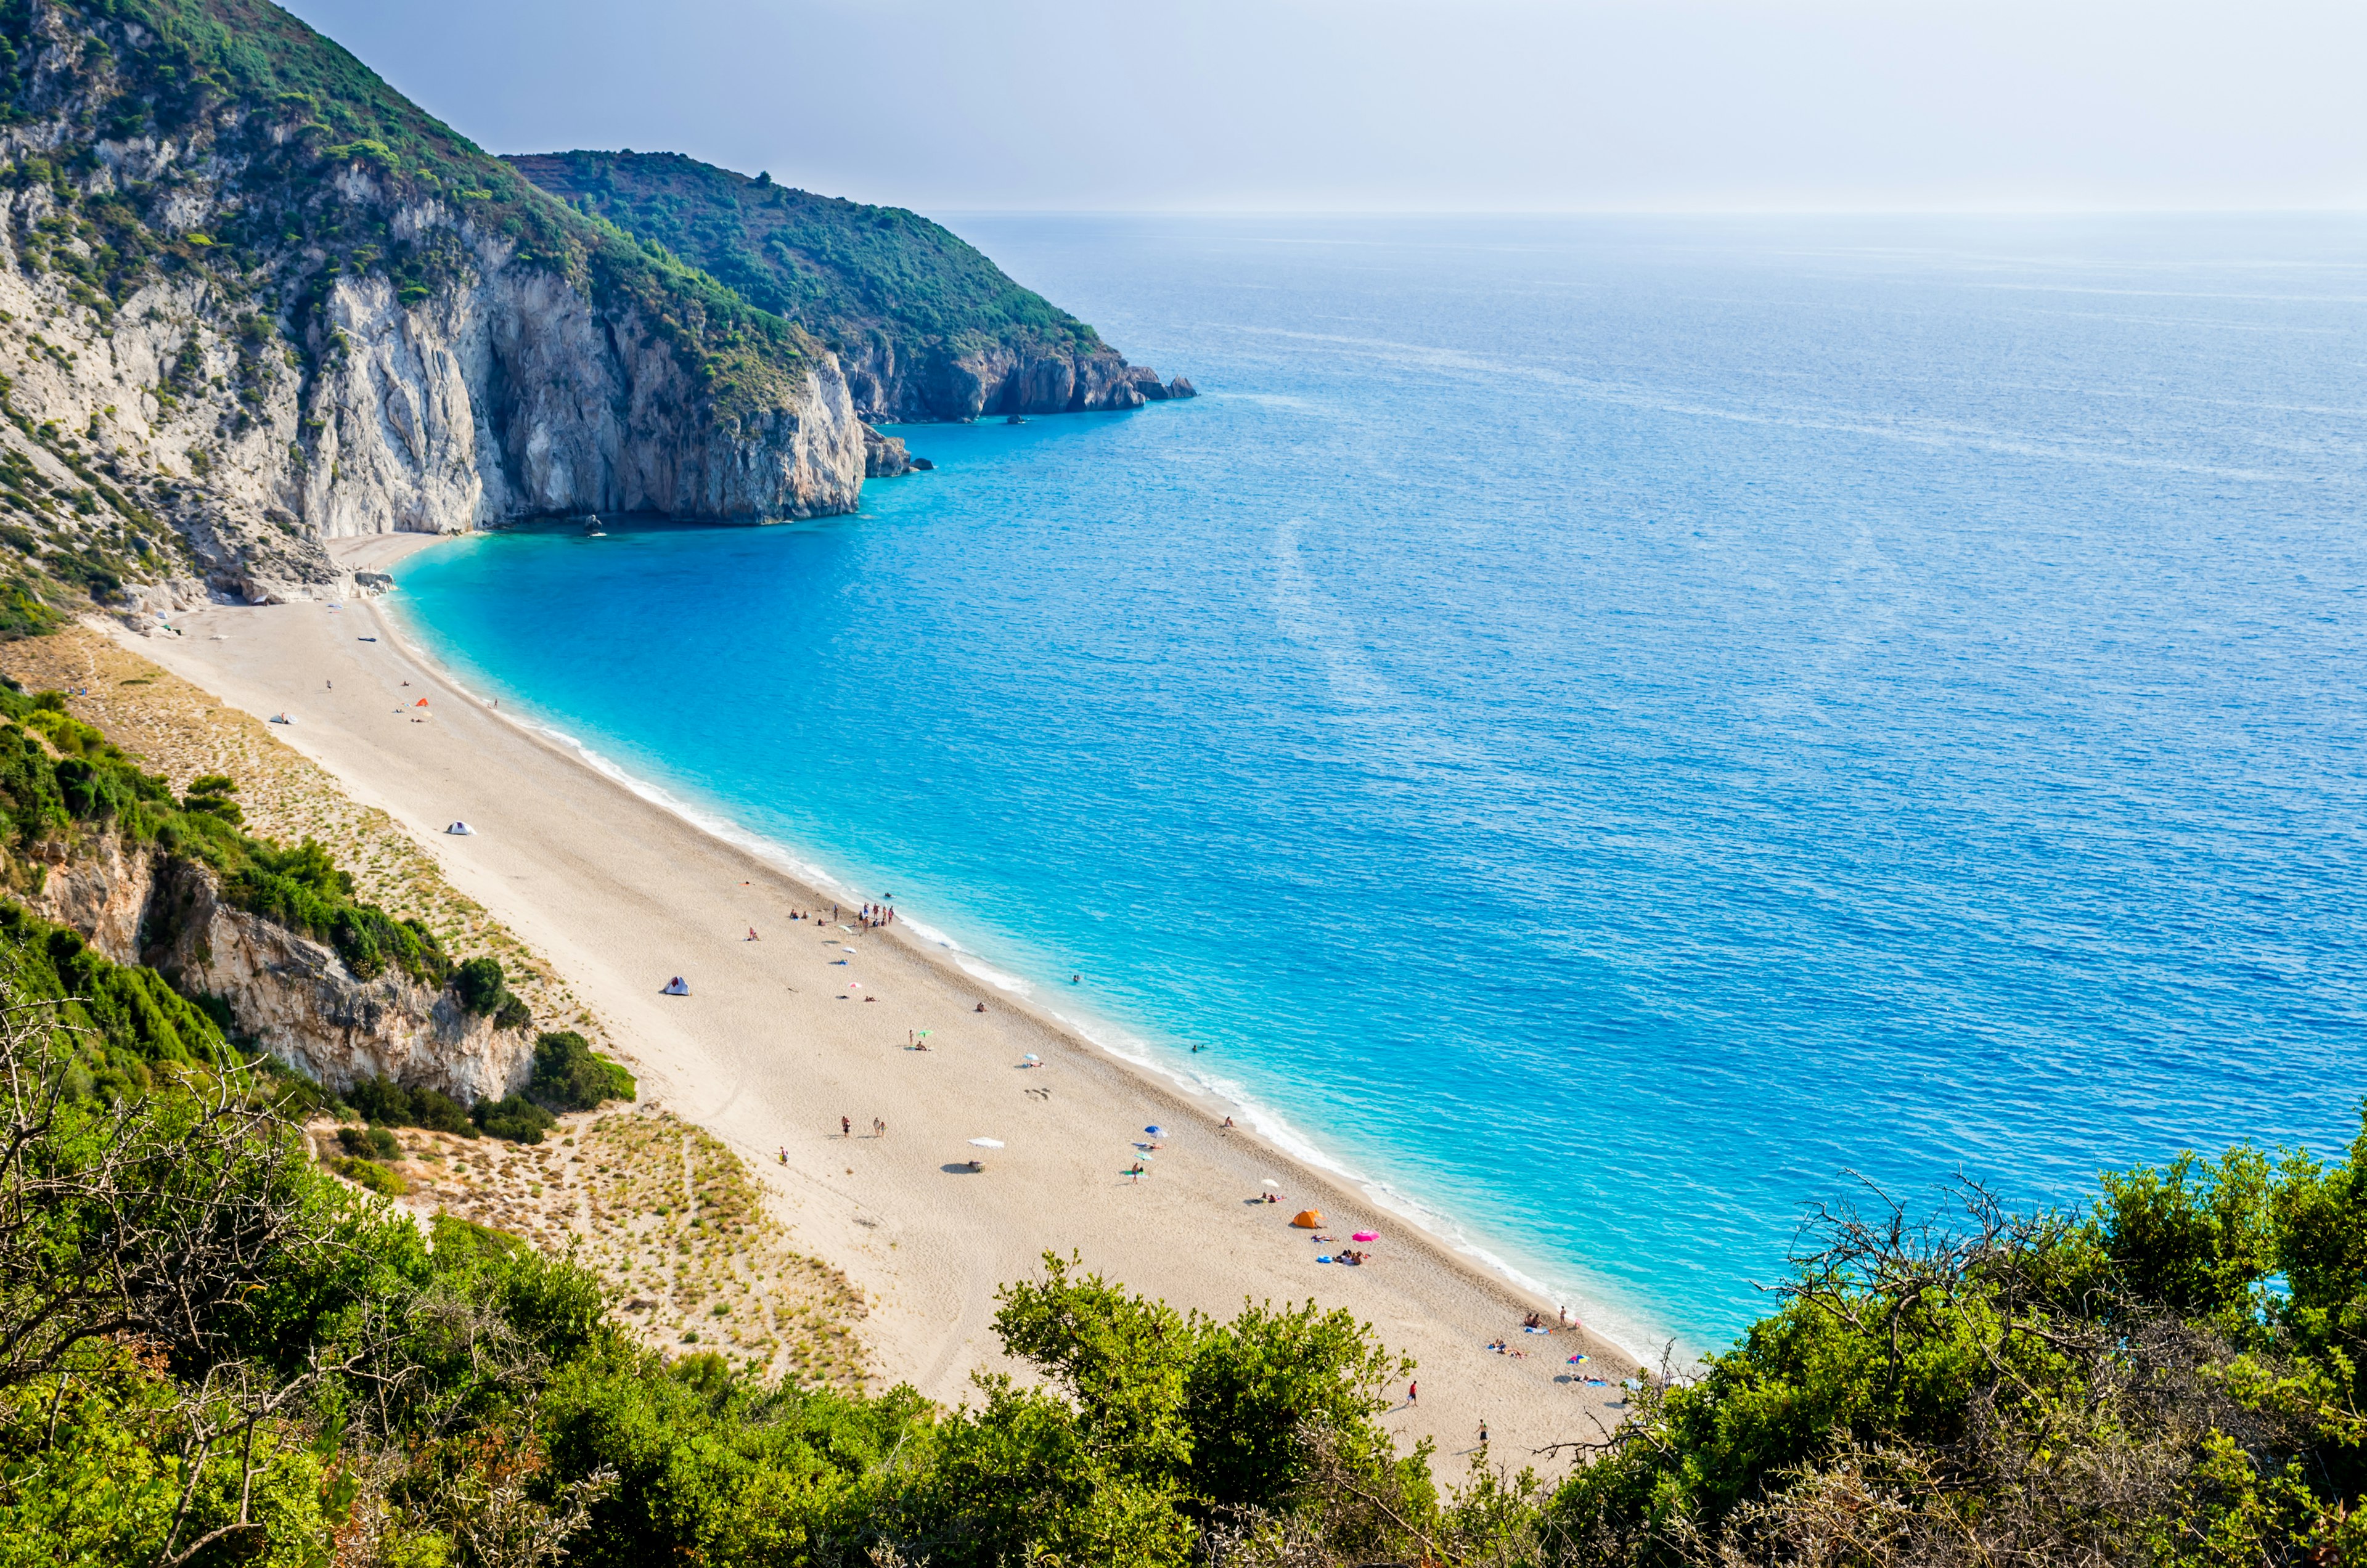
top-left (394, 216), bottom-right (2367, 1354)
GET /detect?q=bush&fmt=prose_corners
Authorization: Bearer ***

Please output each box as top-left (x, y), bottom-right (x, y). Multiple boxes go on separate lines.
top-left (347, 1074), bottom-right (475, 1137)
top-left (531, 1030), bottom-right (636, 1111)
top-left (454, 955), bottom-right (505, 1014)
top-left (327, 1154), bottom-right (406, 1196)
top-left (494, 992), bottom-right (531, 1032)
top-left (428, 1212), bottom-right (523, 1266)
top-left (332, 1124), bottom-right (401, 1161)
top-left (222, 838), bottom-right (449, 986)
top-left (473, 1093), bottom-right (555, 1145)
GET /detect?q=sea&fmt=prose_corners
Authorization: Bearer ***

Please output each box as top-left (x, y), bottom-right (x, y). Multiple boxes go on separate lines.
top-left (390, 214), bottom-right (2367, 1356)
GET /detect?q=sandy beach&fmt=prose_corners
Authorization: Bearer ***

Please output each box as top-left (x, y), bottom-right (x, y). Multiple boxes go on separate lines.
top-left (105, 531), bottom-right (1638, 1472)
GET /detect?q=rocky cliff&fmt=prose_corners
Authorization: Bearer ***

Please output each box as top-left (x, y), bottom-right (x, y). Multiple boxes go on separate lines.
top-left (508, 151), bottom-right (1196, 423)
top-left (0, 0), bottom-right (867, 617)
top-left (834, 332), bottom-right (1195, 423)
top-left (22, 831), bottom-right (528, 1102)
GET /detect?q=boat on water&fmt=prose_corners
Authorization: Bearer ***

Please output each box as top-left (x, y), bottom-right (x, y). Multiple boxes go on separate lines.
top-left (583, 514), bottom-right (606, 536)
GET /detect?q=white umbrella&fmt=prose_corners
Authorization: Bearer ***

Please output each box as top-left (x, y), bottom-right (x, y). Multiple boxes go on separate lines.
top-left (968, 1138), bottom-right (1004, 1149)
top-left (1261, 1179), bottom-right (1282, 1190)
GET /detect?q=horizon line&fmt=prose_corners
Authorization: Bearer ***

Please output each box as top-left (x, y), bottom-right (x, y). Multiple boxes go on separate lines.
top-left (917, 203), bottom-right (2367, 221)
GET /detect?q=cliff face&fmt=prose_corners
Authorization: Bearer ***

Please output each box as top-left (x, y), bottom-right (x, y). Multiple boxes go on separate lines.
top-left (139, 856), bottom-right (528, 1102)
top-left (23, 835), bottom-right (529, 1103)
top-left (291, 262), bottom-right (863, 545)
top-left (838, 332), bottom-right (1194, 423)
top-left (507, 151), bottom-right (1195, 425)
top-left (0, 1), bottom-right (867, 616)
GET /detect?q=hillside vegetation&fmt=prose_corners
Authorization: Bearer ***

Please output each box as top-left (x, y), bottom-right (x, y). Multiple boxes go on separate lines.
top-left (2, 880), bottom-right (2360, 1568)
top-left (2, 0), bottom-right (822, 418)
top-left (509, 149), bottom-right (1188, 421)
top-left (509, 150), bottom-right (1098, 375)
top-left (0, 0), bottom-right (852, 611)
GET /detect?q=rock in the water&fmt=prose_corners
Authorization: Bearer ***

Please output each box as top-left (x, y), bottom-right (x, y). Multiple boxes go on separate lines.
top-left (1166, 376), bottom-right (1198, 399)
top-left (864, 425), bottom-right (915, 478)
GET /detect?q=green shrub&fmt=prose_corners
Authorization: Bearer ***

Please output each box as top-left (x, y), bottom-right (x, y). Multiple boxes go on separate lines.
top-left (335, 1124), bottom-right (399, 1161)
top-left (454, 955), bottom-right (504, 1014)
top-left (494, 992), bottom-right (531, 1032)
top-left (348, 1074), bottom-right (475, 1137)
top-left (0, 902), bottom-right (226, 1099)
top-left (428, 1212), bottom-right (524, 1265)
top-left (327, 1154), bottom-right (406, 1196)
top-left (530, 1030), bottom-right (636, 1111)
top-left (223, 838), bottom-right (449, 986)
top-left (472, 1093), bottom-right (554, 1145)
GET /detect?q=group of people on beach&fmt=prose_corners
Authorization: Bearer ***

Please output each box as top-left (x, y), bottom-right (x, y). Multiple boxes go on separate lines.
top-left (861, 902), bottom-right (897, 928)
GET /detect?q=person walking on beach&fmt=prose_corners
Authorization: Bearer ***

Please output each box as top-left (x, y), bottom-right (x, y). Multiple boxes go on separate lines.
top-left (1478, 1423), bottom-right (1488, 1447)
top-left (872, 1117), bottom-right (886, 1138)
top-left (841, 1116), bottom-right (851, 1138)
top-left (1408, 1381), bottom-right (1417, 1406)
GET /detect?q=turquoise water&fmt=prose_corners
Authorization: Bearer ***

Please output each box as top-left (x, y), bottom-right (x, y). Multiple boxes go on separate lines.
top-left (394, 216), bottom-right (2367, 1353)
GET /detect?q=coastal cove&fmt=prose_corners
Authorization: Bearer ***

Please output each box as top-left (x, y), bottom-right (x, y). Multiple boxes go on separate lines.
top-left (118, 574), bottom-right (1621, 1466)
top-left (386, 214), bottom-right (2367, 1354)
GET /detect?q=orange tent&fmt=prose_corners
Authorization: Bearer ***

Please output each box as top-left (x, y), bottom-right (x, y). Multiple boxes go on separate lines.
top-left (1291, 1210), bottom-right (1323, 1229)
top-left (414, 698), bottom-right (429, 707)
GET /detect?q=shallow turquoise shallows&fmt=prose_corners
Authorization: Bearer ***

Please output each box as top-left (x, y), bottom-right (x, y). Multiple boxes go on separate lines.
top-left (393, 215), bottom-right (2367, 1355)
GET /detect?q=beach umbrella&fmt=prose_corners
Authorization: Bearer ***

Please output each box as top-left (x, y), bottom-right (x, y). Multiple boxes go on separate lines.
top-left (1144, 1125), bottom-right (1165, 1137)
top-left (968, 1138), bottom-right (1004, 1149)
top-left (1352, 1231), bottom-right (1378, 1242)
top-left (1261, 1180), bottom-right (1281, 1190)
top-left (1022, 1053), bottom-right (1040, 1064)
top-left (414, 698), bottom-right (428, 707)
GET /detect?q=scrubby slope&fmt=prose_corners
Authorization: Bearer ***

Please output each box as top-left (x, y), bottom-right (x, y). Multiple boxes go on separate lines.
top-left (512, 150), bottom-right (1193, 421)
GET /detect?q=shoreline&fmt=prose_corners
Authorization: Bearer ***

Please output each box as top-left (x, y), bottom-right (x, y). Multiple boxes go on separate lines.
top-left (365, 534), bottom-right (1671, 1366)
top-left (110, 531), bottom-right (1646, 1464)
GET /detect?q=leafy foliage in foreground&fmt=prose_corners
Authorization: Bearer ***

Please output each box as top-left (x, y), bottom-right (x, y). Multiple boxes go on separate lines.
top-left (1546, 1144), bottom-right (2367, 1568)
top-left (0, 888), bottom-right (2363, 1565)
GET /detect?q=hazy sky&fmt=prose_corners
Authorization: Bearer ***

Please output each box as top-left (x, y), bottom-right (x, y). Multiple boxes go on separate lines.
top-left (283, 1), bottom-right (2363, 214)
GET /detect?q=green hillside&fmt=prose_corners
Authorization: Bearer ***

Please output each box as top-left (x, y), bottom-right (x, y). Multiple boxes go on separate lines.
top-left (507, 150), bottom-right (1100, 369)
